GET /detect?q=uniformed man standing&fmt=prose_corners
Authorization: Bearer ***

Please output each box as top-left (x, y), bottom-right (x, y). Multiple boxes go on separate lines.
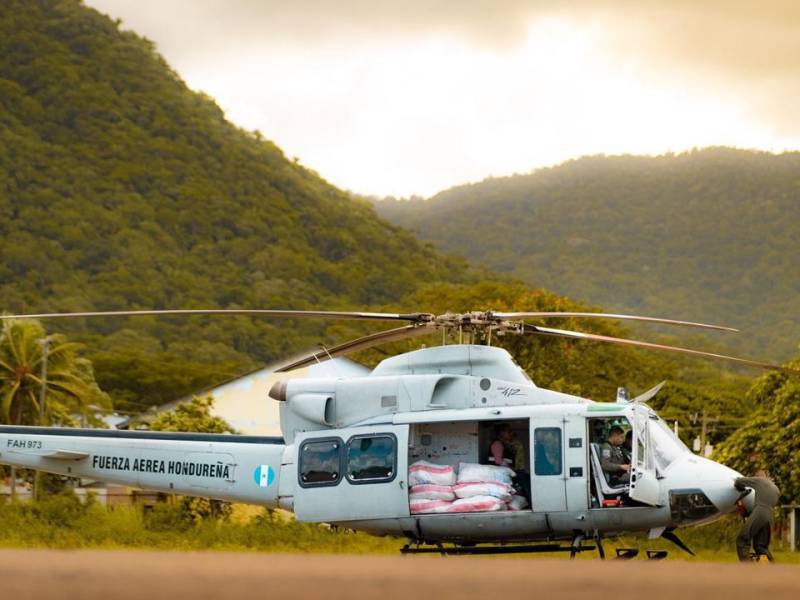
top-left (600, 426), bottom-right (630, 485)
top-left (734, 468), bottom-right (780, 562)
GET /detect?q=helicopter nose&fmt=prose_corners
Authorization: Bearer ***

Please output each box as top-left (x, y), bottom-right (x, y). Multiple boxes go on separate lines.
top-left (690, 457), bottom-right (743, 513)
top-left (703, 474), bottom-right (741, 512)
top-left (665, 455), bottom-right (743, 525)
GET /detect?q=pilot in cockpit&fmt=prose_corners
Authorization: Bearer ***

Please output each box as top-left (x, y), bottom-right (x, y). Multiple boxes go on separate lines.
top-left (600, 426), bottom-right (631, 485)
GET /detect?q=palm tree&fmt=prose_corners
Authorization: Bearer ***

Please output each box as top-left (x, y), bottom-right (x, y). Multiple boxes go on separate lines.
top-left (0, 318), bottom-right (110, 497)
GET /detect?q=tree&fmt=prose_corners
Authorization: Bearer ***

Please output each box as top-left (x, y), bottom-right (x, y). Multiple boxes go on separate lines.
top-left (0, 318), bottom-right (110, 498)
top-left (713, 358), bottom-right (800, 503)
top-left (0, 319), bottom-right (110, 426)
top-left (147, 395), bottom-right (236, 521)
top-left (0, 0), bottom-right (472, 412)
top-left (147, 395), bottom-right (236, 434)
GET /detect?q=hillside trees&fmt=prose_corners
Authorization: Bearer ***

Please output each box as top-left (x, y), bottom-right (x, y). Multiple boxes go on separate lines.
top-left (349, 280), bottom-right (753, 443)
top-left (0, 0), bottom-right (470, 409)
top-left (0, 0), bottom-right (771, 445)
top-left (374, 149), bottom-right (800, 360)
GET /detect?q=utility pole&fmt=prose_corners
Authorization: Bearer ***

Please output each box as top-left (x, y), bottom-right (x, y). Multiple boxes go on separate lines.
top-left (33, 337), bottom-right (50, 501)
top-left (39, 337), bottom-right (49, 425)
top-left (9, 466), bottom-right (15, 501)
top-left (700, 409), bottom-right (707, 453)
top-left (691, 410), bottom-right (718, 456)
top-left (698, 410), bottom-right (719, 458)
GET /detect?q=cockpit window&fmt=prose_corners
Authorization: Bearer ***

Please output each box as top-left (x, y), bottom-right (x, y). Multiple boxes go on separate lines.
top-left (649, 417), bottom-right (689, 471)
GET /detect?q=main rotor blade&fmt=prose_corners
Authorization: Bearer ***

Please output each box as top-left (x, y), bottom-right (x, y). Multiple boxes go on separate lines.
top-left (492, 311), bottom-right (738, 332)
top-left (523, 324), bottom-right (797, 374)
top-left (0, 309), bottom-right (432, 322)
top-left (275, 322), bottom-right (436, 373)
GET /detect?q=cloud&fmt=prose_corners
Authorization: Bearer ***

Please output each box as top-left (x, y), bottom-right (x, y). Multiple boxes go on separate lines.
top-left (583, 1), bottom-right (800, 131)
top-left (84, 1), bottom-right (800, 195)
top-left (89, 0), bottom-right (800, 126)
top-left (88, 0), bottom-right (539, 57)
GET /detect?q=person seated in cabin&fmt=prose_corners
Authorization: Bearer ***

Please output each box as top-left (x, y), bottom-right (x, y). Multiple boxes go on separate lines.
top-left (489, 424), bottom-right (517, 468)
top-left (489, 424), bottom-right (531, 503)
top-left (600, 426), bottom-right (631, 486)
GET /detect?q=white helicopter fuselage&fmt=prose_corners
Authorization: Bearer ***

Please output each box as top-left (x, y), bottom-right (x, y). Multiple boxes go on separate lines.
top-left (0, 345), bottom-right (746, 547)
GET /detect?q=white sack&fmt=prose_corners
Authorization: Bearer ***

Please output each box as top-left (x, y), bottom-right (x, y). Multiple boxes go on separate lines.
top-left (447, 495), bottom-right (507, 513)
top-left (457, 462), bottom-right (515, 486)
top-left (409, 484), bottom-right (456, 501)
top-left (453, 481), bottom-right (513, 502)
top-left (410, 498), bottom-right (453, 514)
top-left (409, 460), bottom-right (456, 487)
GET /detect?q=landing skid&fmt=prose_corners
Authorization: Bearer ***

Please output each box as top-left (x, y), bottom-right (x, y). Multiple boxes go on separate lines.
top-left (400, 542), bottom-right (597, 556)
top-left (401, 538), bottom-right (669, 560)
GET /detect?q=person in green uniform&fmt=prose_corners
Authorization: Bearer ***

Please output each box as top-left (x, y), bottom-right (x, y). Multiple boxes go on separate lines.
top-left (600, 426), bottom-right (630, 485)
top-left (734, 468), bottom-right (780, 562)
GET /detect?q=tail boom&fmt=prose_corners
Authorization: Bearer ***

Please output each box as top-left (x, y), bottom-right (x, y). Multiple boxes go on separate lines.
top-left (0, 426), bottom-right (286, 507)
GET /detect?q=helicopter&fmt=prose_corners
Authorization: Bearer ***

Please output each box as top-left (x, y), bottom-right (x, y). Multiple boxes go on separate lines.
top-left (0, 308), bottom-right (794, 558)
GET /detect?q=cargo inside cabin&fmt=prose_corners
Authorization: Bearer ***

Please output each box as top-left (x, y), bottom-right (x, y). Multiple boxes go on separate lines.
top-left (407, 419), bottom-right (531, 514)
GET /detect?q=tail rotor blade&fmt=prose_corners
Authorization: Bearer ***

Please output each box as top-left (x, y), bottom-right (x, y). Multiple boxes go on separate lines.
top-left (523, 324), bottom-right (798, 374)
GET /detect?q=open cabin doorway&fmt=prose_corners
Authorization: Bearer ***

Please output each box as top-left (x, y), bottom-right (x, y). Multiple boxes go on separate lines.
top-left (408, 418), bottom-right (531, 514)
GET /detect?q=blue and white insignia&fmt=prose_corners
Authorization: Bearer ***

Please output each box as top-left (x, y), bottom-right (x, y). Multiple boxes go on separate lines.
top-left (253, 464), bottom-right (275, 487)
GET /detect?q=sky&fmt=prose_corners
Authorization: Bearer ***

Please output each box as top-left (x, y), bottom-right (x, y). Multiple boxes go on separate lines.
top-left (86, 1), bottom-right (800, 198)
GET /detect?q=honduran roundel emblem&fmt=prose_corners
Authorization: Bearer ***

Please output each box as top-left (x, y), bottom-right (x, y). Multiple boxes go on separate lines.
top-left (253, 464), bottom-right (275, 487)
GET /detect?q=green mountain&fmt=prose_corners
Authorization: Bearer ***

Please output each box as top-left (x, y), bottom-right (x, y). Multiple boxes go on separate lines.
top-left (375, 149), bottom-right (800, 360)
top-left (0, 0), bottom-right (470, 409)
top-left (0, 1), bottom-right (762, 440)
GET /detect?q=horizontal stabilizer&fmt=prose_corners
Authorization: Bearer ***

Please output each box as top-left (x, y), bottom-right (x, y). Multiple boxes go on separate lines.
top-left (41, 449), bottom-right (90, 460)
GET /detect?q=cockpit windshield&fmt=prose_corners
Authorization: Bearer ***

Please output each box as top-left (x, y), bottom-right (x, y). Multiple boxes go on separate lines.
top-left (648, 416), bottom-right (689, 471)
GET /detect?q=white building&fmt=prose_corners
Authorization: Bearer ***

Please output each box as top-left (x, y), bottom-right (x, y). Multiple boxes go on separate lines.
top-left (155, 357), bottom-right (369, 436)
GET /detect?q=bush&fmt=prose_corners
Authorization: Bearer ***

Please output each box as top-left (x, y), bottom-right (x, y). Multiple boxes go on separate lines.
top-left (0, 495), bottom-right (397, 553)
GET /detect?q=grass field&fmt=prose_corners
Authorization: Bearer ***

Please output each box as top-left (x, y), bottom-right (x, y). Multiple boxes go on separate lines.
top-left (1, 492), bottom-right (797, 562)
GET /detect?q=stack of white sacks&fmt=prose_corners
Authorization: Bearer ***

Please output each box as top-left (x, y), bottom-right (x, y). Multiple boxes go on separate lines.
top-left (408, 460), bottom-right (530, 514)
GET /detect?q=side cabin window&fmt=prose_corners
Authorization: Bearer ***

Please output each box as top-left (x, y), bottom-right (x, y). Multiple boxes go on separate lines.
top-left (299, 438), bottom-right (342, 487)
top-left (534, 427), bottom-right (562, 476)
top-left (346, 434), bottom-right (397, 483)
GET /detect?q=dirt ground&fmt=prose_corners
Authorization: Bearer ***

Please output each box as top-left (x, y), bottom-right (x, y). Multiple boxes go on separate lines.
top-left (1, 549), bottom-right (798, 600)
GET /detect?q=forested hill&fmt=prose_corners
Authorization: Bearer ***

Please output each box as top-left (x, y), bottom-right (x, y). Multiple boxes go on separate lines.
top-left (0, 1), bottom-right (470, 408)
top-left (375, 149), bottom-right (800, 360)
